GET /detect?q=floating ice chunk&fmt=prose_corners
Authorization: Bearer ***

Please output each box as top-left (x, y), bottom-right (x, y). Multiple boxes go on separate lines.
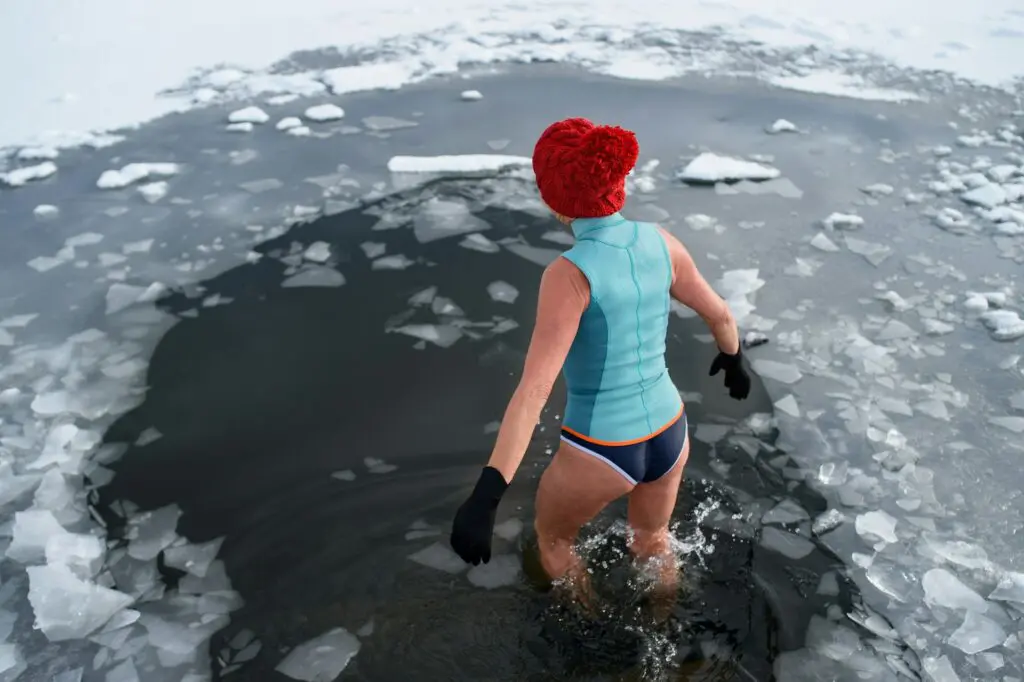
top-left (964, 294), bottom-right (989, 312)
top-left (989, 416), bottom-right (1024, 433)
top-left (762, 499), bottom-right (809, 525)
top-left (961, 183), bottom-right (1007, 209)
top-left (287, 125), bottom-right (311, 136)
top-left (364, 456), bottom-right (397, 474)
top-left (372, 254), bottom-right (414, 270)
top-left (413, 197), bottom-right (490, 243)
top-left (45, 533), bottom-right (105, 579)
top-left (18, 145), bottom-right (59, 160)
top-left (487, 281), bottom-right (518, 304)
top-left (810, 232), bottom-right (839, 252)
top-left (34, 204), bottom-right (59, 219)
top-left (927, 539), bottom-right (991, 570)
top-left (921, 656), bottom-right (960, 682)
top-left (226, 122), bottom-right (253, 132)
top-left (861, 183), bottom-right (894, 196)
top-left (276, 117), bottom-right (302, 130)
top-left (989, 571), bottom-right (1024, 604)
top-left (678, 153), bottom-right (780, 183)
top-left (360, 241), bottom-right (386, 259)
top-left (922, 568), bottom-right (987, 612)
top-left (7, 510), bottom-right (70, 564)
top-left (877, 319), bottom-right (917, 340)
top-left (362, 116), bottom-right (417, 131)
top-left (105, 283), bottom-right (148, 314)
top-left (408, 542), bottom-right (467, 573)
top-left (812, 509), bottom-right (845, 536)
top-left (461, 232), bottom-right (501, 253)
top-left (493, 518), bottom-right (524, 541)
top-left (228, 106), bottom-right (269, 124)
top-left (303, 242), bottom-right (331, 263)
top-left (822, 212), bottom-right (864, 230)
top-left (923, 319), bottom-right (955, 336)
top-left (27, 563), bottom-right (134, 641)
top-left (979, 310), bottom-right (1024, 340)
top-left (104, 659), bottom-right (138, 682)
top-left (282, 267), bottom-right (345, 288)
top-left (774, 394), bottom-right (800, 417)
top-left (97, 163), bottom-right (179, 189)
top-left (461, 90), bottom-right (483, 101)
top-left (948, 611), bottom-right (1006, 654)
top-left (845, 237), bottom-right (891, 266)
top-left (331, 470), bottom-right (356, 482)
top-left (304, 104), bottom-right (345, 122)
top-left (854, 510), bottom-right (897, 544)
top-left (164, 538), bottom-right (223, 578)
top-left (751, 359), bottom-right (802, 384)
top-left (766, 118), bottom-right (797, 134)
top-left (759, 527), bottom-right (815, 559)
top-left (1, 161), bottom-right (58, 186)
top-left (275, 628), bottom-right (360, 681)
top-left (685, 213), bottom-right (719, 231)
top-left (138, 181), bottom-right (168, 203)
top-left (467, 555), bottom-right (520, 589)
top-left (392, 324), bottom-right (462, 348)
top-left (865, 560), bottom-right (916, 602)
top-left (52, 668), bottom-right (83, 682)
top-left (239, 178), bottom-right (282, 193)
top-left (127, 505), bottom-right (182, 561)
top-left (387, 154), bottom-right (531, 174)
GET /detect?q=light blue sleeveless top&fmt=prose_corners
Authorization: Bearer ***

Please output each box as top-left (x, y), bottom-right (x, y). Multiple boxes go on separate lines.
top-left (560, 213), bottom-right (682, 444)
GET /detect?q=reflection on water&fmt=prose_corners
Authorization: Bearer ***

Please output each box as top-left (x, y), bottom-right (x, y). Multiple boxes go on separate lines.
top-left (97, 176), bottom-right (868, 681)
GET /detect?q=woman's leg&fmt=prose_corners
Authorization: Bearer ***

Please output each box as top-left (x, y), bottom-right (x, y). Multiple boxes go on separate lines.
top-left (626, 436), bottom-right (690, 607)
top-left (534, 440), bottom-right (634, 603)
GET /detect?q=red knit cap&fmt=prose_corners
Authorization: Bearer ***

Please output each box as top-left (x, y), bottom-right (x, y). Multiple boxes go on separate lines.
top-left (532, 117), bottom-right (639, 219)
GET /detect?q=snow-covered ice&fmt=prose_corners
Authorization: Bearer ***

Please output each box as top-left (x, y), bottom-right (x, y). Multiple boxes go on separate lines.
top-left (96, 163), bottom-right (180, 189)
top-left (1, 161), bottom-right (58, 187)
top-left (387, 154), bottom-right (532, 175)
top-left (677, 153), bottom-right (780, 183)
top-left (304, 103), bottom-right (345, 122)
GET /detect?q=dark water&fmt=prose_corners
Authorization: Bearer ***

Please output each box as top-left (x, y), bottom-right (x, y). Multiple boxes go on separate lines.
top-left (92, 177), bottom-right (875, 681)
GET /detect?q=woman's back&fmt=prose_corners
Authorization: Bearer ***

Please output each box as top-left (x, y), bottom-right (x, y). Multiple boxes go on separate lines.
top-left (560, 214), bottom-right (682, 444)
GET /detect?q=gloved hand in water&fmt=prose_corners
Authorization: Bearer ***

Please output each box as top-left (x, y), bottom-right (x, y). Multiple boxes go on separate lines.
top-left (709, 347), bottom-right (751, 400)
top-left (450, 466), bottom-right (509, 565)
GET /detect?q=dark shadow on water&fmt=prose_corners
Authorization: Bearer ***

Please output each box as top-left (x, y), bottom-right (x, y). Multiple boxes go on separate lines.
top-left (97, 179), bottom-right (868, 681)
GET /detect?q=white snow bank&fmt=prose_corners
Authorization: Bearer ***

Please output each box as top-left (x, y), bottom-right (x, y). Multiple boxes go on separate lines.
top-left (2, 0), bottom-right (1023, 149)
top-left (387, 154), bottom-right (532, 174)
top-left (768, 71), bottom-right (923, 102)
top-left (678, 153), bottom-right (780, 183)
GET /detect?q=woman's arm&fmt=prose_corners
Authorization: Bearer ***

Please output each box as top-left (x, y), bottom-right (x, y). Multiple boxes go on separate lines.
top-left (486, 256), bottom-right (589, 483)
top-left (658, 227), bottom-right (740, 355)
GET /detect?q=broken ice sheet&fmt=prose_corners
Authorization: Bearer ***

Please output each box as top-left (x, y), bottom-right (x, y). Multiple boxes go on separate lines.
top-left (487, 281), bottom-right (519, 304)
top-left (854, 510), bottom-right (897, 545)
top-left (759, 526), bottom-right (815, 559)
top-left (127, 504), bottom-right (182, 561)
top-left (989, 571), bottom-right (1024, 604)
top-left (864, 559), bottom-right (917, 603)
top-left (364, 457), bottom-right (396, 474)
top-left (408, 542), bottom-right (467, 574)
top-left (282, 267), bottom-right (345, 288)
top-left (750, 358), bottom-right (802, 384)
top-left (413, 197), bottom-right (490, 243)
top-left (922, 568), bottom-right (987, 612)
top-left (391, 323), bottom-right (461, 348)
top-left (948, 611), bottom-right (1006, 655)
top-left (164, 537), bottom-right (224, 577)
top-left (845, 237), bottom-right (892, 266)
top-left (467, 555), bottom-right (520, 589)
top-left (276, 628), bottom-right (360, 682)
top-left (27, 563), bottom-right (134, 641)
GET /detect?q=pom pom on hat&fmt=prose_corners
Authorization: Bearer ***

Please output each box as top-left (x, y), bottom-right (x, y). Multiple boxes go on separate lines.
top-left (532, 117), bottom-right (639, 219)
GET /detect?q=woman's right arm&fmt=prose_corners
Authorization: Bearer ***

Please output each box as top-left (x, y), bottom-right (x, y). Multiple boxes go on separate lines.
top-left (658, 227), bottom-right (740, 355)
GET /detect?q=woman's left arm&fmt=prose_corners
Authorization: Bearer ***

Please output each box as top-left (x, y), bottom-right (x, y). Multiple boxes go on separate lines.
top-left (486, 256), bottom-right (590, 483)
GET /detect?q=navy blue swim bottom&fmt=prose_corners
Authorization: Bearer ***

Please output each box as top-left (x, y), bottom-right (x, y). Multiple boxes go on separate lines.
top-left (559, 411), bottom-right (689, 485)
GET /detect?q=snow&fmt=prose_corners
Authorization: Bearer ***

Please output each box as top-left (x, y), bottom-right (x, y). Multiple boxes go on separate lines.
top-left (678, 153), bottom-right (780, 183)
top-left (3, 0), bottom-right (1018, 151)
top-left (96, 163), bottom-right (180, 189)
top-left (303, 103), bottom-right (345, 122)
top-left (1, 161), bottom-right (58, 187)
top-left (227, 106), bottom-right (269, 124)
top-left (387, 154), bottom-right (532, 174)
top-left (768, 71), bottom-right (922, 101)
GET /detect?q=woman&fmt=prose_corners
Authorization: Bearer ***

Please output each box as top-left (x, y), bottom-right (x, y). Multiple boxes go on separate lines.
top-left (449, 118), bottom-right (750, 601)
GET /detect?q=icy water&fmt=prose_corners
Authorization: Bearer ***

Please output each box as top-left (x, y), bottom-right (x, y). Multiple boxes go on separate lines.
top-left (1, 64), bottom-right (1024, 682)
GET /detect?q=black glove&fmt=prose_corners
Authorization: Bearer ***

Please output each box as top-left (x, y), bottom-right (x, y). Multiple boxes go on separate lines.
top-left (450, 466), bottom-right (509, 565)
top-left (709, 347), bottom-right (751, 400)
